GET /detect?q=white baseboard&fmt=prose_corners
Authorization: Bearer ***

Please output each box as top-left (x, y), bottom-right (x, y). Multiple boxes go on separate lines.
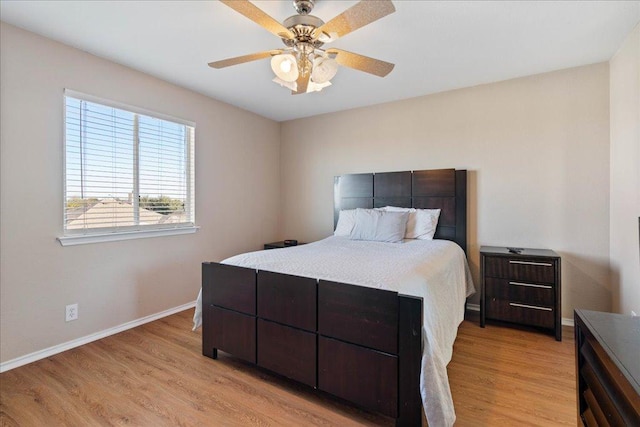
top-left (0, 301), bottom-right (196, 373)
top-left (465, 303), bottom-right (574, 327)
top-left (2, 299), bottom-right (573, 373)
top-left (466, 303), bottom-right (480, 311)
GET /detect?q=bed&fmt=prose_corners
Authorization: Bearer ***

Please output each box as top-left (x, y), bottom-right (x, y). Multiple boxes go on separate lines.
top-left (197, 168), bottom-right (474, 427)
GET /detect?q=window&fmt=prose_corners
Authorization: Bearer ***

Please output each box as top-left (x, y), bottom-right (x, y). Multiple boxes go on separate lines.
top-left (60, 90), bottom-right (195, 245)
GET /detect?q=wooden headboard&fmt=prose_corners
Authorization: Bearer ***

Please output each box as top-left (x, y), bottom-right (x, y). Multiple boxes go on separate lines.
top-left (334, 169), bottom-right (467, 253)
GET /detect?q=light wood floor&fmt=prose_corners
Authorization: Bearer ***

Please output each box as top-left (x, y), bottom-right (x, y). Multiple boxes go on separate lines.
top-left (0, 310), bottom-right (576, 426)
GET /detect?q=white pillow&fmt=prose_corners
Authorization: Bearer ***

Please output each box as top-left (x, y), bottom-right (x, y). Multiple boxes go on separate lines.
top-left (334, 209), bottom-right (357, 236)
top-left (382, 206), bottom-right (441, 240)
top-left (349, 208), bottom-right (409, 243)
top-left (413, 208), bottom-right (441, 240)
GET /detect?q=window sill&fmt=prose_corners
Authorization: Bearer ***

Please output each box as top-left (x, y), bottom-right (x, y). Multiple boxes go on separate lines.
top-left (57, 226), bottom-right (199, 246)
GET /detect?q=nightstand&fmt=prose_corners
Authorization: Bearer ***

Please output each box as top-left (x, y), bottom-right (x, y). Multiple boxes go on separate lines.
top-left (264, 241), bottom-right (304, 250)
top-left (480, 246), bottom-right (562, 341)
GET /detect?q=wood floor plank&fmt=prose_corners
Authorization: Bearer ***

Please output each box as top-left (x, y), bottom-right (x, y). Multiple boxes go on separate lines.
top-left (0, 310), bottom-right (576, 426)
top-left (449, 317), bottom-right (575, 427)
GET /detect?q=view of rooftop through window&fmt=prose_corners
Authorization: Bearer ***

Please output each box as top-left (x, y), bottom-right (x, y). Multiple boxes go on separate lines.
top-left (64, 93), bottom-right (195, 233)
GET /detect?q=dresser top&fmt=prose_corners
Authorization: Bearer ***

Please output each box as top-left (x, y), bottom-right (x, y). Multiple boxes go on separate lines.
top-left (480, 246), bottom-right (559, 258)
top-left (576, 309), bottom-right (640, 395)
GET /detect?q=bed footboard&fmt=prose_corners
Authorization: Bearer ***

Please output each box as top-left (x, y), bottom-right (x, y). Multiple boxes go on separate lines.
top-left (202, 262), bottom-right (423, 426)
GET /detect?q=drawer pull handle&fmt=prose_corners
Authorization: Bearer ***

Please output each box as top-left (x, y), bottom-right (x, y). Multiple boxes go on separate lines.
top-left (509, 260), bottom-right (553, 267)
top-left (509, 302), bottom-right (553, 311)
top-left (509, 281), bottom-right (552, 289)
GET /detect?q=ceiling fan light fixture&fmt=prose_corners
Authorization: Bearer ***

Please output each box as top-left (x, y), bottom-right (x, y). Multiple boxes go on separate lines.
top-left (273, 76), bottom-right (330, 93)
top-left (311, 56), bottom-right (338, 84)
top-left (307, 80), bottom-right (331, 93)
top-left (271, 54), bottom-right (299, 82)
top-left (272, 76), bottom-right (298, 91)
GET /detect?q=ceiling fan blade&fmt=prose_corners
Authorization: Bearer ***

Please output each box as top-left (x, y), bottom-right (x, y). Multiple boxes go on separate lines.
top-left (208, 50), bottom-right (283, 69)
top-left (326, 48), bottom-right (394, 77)
top-left (292, 71), bottom-right (310, 95)
top-left (314, 0), bottom-right (395, 42)
top-left (220, 0), bottom-right (294, 40)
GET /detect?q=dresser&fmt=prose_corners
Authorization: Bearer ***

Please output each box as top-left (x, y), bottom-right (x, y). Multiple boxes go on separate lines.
top-left (480, 246), bottom-right (562, 340)
top-left (574, 309), bottom-right (640, 426)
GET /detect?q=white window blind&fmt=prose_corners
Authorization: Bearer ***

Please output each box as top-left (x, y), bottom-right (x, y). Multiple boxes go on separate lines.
top-left (63, 91), bottom-right (195, 237)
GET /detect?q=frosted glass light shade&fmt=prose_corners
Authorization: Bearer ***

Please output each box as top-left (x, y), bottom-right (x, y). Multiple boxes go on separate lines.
top-left (307, 80), bottom-right (331, 92)
top-left (311, 57), bottom-right (338, 84)
top-left (271, 54), bottom-right (299, 82)
top-left (272, 77), bottom-right (297, 91)
top-left (272, 77), bottom-right (330, 93)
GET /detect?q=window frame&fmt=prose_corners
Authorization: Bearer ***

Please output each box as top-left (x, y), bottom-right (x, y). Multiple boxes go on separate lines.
top-left (58, 89), bottom-right (197, 246)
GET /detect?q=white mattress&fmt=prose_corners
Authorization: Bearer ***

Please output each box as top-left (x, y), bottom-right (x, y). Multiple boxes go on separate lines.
top-left (194, 236), bottom-right (475, 427)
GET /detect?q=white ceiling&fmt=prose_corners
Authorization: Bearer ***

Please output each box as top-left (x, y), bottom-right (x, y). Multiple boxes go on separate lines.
top-left (1, 1), bottom-right (638, 122)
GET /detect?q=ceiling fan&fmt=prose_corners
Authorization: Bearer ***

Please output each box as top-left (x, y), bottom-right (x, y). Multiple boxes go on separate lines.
top-left (209, 0), bottom-right (396, 94)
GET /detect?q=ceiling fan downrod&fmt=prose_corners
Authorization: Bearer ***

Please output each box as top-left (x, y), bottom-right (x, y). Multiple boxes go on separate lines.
top-left (293, 0), bottom-right (315, 15)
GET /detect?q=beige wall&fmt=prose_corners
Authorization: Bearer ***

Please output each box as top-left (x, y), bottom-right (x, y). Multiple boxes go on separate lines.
top-left (610, 24), bottom-right (640, 316)
top-left (0, 23), bottom-right (281, 364)
top-left (280, 63), bottom-right (611, 319)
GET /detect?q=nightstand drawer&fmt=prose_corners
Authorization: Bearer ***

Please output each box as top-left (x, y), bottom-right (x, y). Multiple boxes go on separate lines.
top-left (485, 277), bottom-right (555, 306)
top-left (486, 299), bottom-right (554, 328)
top-left (484, 256), bottom-right (556, 284)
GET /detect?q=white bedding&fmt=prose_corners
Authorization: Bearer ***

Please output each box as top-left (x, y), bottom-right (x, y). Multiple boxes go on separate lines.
top-left (193, 236), bottom-right (474, 427)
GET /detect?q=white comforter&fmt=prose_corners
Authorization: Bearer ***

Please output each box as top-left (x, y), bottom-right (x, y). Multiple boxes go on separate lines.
top-left (193, 236), bottom-right (475, 427)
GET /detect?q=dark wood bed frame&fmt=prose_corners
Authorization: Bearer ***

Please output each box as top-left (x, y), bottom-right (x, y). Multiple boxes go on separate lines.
top-left (202, 169), bottom-right (467, 426)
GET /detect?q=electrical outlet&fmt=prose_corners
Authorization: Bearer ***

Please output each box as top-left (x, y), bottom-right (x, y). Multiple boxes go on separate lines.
top-left (65, 303), bottom-right (78, 322)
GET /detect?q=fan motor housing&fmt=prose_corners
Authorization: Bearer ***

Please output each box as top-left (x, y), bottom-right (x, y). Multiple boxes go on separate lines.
top-left (283, 14), bottom-right (325, 47)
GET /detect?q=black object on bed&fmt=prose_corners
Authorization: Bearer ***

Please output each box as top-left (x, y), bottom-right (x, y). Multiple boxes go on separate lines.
top-left (202, 168), bottom-right (467, 426)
